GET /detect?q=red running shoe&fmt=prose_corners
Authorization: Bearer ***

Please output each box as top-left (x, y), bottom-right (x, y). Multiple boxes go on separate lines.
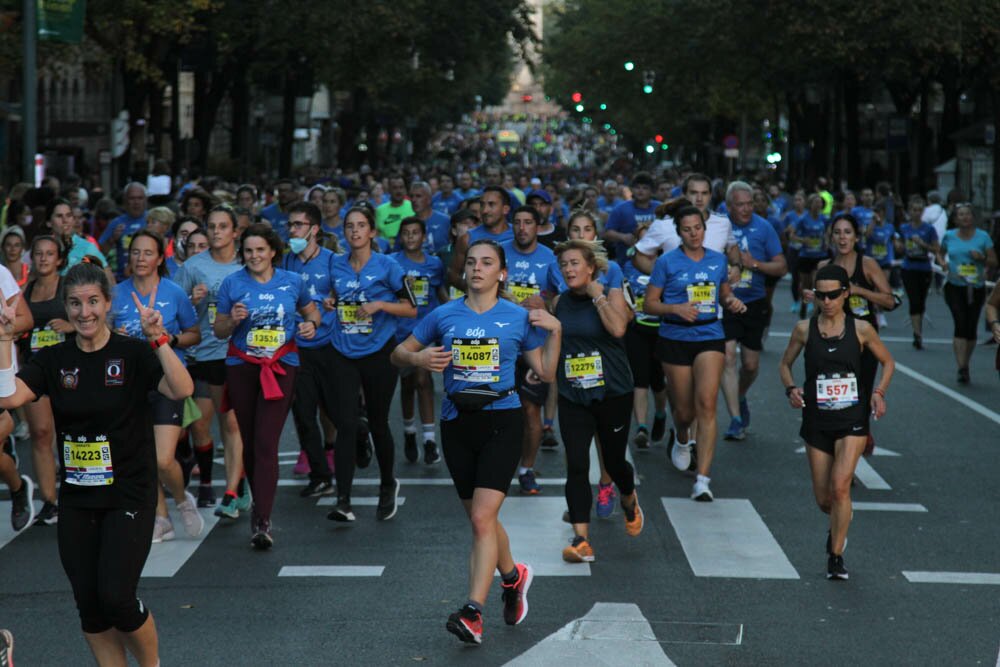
top-left (501, 563), bottom-right (534, 625)
top-left (446, 606), bottom-right (482, 645)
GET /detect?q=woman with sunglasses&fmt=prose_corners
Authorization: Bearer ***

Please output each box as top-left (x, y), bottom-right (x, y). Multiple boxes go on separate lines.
top-left (392, 238), bottom-right (561, 645)
top-left (779, 264), bottom-right (894, 580)
top-left (936, 204), bottom-right (997, 383)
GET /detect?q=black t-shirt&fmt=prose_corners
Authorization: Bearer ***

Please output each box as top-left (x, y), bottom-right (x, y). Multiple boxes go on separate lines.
top-left (18, 332), bottom-right (165, 510)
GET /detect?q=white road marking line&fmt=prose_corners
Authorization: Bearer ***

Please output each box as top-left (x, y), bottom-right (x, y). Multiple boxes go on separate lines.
top-left (278, 566), bottom-right (384, 577)
top-left (498, 498), bottom-right (590, 576)
top-left (504, 603), bottom-right (676, 666)
top-left (903, 571), bottom-right (1000, 585)
top-left (795, 445), bottom-right (900, 457)
top-left (316, 496), bottom-right (406, 507)
top-left (851, 502), bottom-right (927, 512)
top-left (142, 508), bottom-right (219, 578)
top-left (853, 458), bottom-right (892, 490)
top-left (894, 362), bottom-right (1000, 426)
top-left (661, 498), bottom-right (799, 579)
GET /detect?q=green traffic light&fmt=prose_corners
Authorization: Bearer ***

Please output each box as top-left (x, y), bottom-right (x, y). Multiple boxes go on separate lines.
top-left (661, 143), bottom-right (669, 150)
top-left (624, 61), bottom-right (635, 71)
top-left (643, 85), bottom-right (653, 94)
top-left (575, 104), bottom-right (584, 112)
top-left (599, 103), bottom-right (607, 111)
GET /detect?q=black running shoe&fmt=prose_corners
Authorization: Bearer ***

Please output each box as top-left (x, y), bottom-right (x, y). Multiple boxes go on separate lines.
top-left (424, 440), bottom-right (441, 464)
top-left (250, 518), bottom-right (273, 551)
top-left (651, 415), bottom-right (667, 442)
top-left (10, 475), bottom-right (35, 532)
top-left (197, 484), bottom-right (216, 508)
top-left (633, 426), bottom-right (649, 449)
top-left (446, 606), bottom-right (482, 645)
top-left (0, 628), bottom-right (13, 667)
top-left (827, 554), bottom-right (848, 580)
top-left (376, 479), bottom-right (400, 521)
top-left (300, 480), bottom-right (335, 498)
top-left (403, 432), bottom-right (418, 463)
top-left (539, 427), bottom-right (558, 450)
top-left (35, 500), bottom-right (58, 526)
top-left (327, 497), bottom-right (355, 522)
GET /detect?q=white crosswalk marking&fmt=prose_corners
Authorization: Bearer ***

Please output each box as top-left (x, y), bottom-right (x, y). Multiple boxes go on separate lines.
top-left (316, 496), bottom-right (406, 507)
top-left (278, 566), bottom-right (384, 577)
top-left (902, 571), bottom-right (1000, 585)
top-left (853, 458), bottom-right (891, 490)
top-left (499, 497), bottom-right (590, 576)
top-left (0, 499), bottom-right (42, 550)
top-left (852, 502), bottom-right (926, 512)
top-left (662, 498), bottom-right (799, 579)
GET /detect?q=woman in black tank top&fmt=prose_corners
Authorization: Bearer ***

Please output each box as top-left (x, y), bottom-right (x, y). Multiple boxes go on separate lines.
top-left (779, 264), bottom-right (895, 581)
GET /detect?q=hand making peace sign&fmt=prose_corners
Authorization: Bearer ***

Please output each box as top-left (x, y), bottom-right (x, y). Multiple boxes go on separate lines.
top-left (132, 285), bottom-right (166, 341)
top-left (0, 294), bottom-right (19, 338)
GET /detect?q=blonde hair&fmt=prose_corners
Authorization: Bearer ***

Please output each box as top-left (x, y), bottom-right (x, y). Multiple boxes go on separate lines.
top-left (554, 238), bottom-right (609, 280)
top-left (146, 206), bottom-right (176, 228)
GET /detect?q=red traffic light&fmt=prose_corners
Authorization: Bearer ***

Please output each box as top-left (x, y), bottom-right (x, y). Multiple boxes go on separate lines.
top-left (571, 92), bottom-right (582, 103)
top-left (654, 134), bottom-right (664, 144)
top-left (522, 94), bottom-right (533, 103)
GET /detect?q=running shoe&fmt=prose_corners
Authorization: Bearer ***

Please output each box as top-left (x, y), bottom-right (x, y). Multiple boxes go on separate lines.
top-left (357, 418), bottom-right (373, 469)
top-left (446, 606), bottom-right (483, 645)
top-left (957, 367), bottom-right (970, 384)
top-left (540, 427), bottom-right (559, 450)
top-left (299, 480), bottom-right (335, 498)
top-left (250, 518), bottom-right (273, 551)
top-left (152, 515), bottom-right (176, 543)
top-left (0, 628), bottom-right (13, 667)
top-left (912, 334), bottom-right (923, 350)
top-left (214, 493), bottom-right (239, 520)
top-left (177, 491), bottom-right (205, 537)
top-left (562, 536), bottom-right (595, 563)
top-left (9, 475), bottom-right (34, 532)
top-left (827, 554), bottom-right (849, 580)
top-left (692, 476), bottom-right (713, 502)
top-left (376, 479), bottom-right (400, 521)
top-left (862, 434), bottom-right (875, 458)
top-left (739, 397), bottom-right (751, 429)
top-left (424, 440), bottom-right (441, 465)
top-left (292, 450), bottom-right (310, 478)
top-left (518, 470), bottom-right (541, 495)
top-left (35, 501), bottom-right (58, 526)
top-left (404, 432), bottom-right (418, 463)
top-left (671, 440), bottom-right (693, 472)
top-left (651, 415), bottom-right (667, 442)
top-left (595, 482), bottom-right (616, 518)
top-left (197, 484), bottom-right (216, 508)
top-left (789, 300), bottom-right (800, 314)
top-left (632, 426), bottom-right (649, 449)
top-left (327, 496), bottom-right (355, 522)
top-left (723, 417), bottom-right (746, 441)
top-left (234, 484), bottom-right (253, 513)
top-left (877, 312), bottom-right (888, 328)
top-left (12, 417), bottom-right (28, 439)
top-left (501, 563), bottom-right (533, 625)
top-left (623, 494), bottom-right (644, 536)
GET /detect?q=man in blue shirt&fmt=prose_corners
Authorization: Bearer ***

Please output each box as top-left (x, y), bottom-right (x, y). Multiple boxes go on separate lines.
top-left (408, 181), bottom-right (451, 255)
top-left (596, 179), bottom-right (621, 219)
top-left (260, 178), bottom-right (298, 242)
top-left (432, 174), bottom-right (464, 216)
top-left (720, 181), bottom-right (786, 441)
top-left (455, 172), bottom-right (480, 200)
top-left (99, 182), bottom-right (148, 279)
top-left (602, 172), bottom-right (660, 265)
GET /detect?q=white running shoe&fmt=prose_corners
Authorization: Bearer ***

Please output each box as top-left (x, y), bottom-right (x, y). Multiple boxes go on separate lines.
top-left (177, 491), bottom-right (205, 537)
top-left (152, 515), bottom-right (176, 543)
top-left (691, 476), bottom-right (713, 502)
top-left (671, 440), bottom-right (693, 472)
top-left (877, 313), bottom-right (888, 328)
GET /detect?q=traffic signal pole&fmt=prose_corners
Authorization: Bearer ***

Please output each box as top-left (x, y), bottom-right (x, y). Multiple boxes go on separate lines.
top-left (22, 0), bottom-right (37, 183)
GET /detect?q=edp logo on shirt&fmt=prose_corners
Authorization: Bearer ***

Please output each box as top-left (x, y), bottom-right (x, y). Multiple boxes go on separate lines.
top-left (465, 327), bottom-right (486, 338)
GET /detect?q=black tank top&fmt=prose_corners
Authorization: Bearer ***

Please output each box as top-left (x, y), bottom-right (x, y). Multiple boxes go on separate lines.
top-left (846, 254), bottom-right (878, 330)
top-left (19, 278), bottom-right (69, 360)
top-left (803, 315), bottom-right (866, 431)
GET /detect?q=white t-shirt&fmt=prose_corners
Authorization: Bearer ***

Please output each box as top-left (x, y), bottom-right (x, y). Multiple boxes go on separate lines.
top-left (147, 174), bottom-right (172, 196)
top-left (0, 264), bottom-right (22, 371)
top-left (636, 211), bottom-right (735, 257)
top-left (922, 204), bottom-right (948, 246)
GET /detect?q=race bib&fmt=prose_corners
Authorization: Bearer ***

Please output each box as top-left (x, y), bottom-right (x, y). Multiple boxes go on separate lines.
top-left (451, 337), bottom-right (500, 383)
top-left (409, 277), bottom-right (430, 306)
top-left (30, 327), bottom-right (64, 352)
top-left (870, 243), bottom-right (888, 259)
top-left (63, 435), bottom-right (113, 486)
top-left (686, 282), bottom-right (717, 314)
top-left (634, 294), bottom-right (658, 325)
top-left (804, 236), bottom-right (822, 250)
top-left (957, 263), bottom-right (979, 283)
top-left (208, 302), bottom-right (218, 326)
top-left (848, 295), bottom-right (870, 318)
top-left (449, 286), bottom-right (465, 301)
top-left (509, 281), bottom-right (541, 303)
top-left (815, 373), bottom-right (860, 411)
top-left (338, 301), bottom-right (373, 334)
top-left (737, 267), bottom-right (753, 289)
top-left (564, 351), bottom-right (605, 389)
top-left (905, 238), bottom-right (925, 259)
top-left (246, 326), bottom-right (285, 356)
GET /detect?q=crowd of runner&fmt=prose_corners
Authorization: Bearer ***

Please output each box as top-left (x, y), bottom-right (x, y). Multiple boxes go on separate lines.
top-left (0, 151), bottom-right (998, 661)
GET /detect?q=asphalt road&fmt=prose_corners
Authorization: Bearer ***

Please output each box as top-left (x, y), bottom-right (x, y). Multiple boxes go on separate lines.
top-left (1, 283), bottom-right (998, 666)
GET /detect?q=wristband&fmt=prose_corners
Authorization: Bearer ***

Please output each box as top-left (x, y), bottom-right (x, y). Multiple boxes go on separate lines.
top-left (873, 388), bottom-right (885, 398)
top-left (0, 364), bottom-right (16, 398)
top-left (150, 334), bottom-right (170, 350)
top-left (784, 385), bottom-right (797, 397)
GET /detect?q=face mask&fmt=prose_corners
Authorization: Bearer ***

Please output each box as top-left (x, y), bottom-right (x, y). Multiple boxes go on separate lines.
top-left (289, 237), bottom-right (308, 254)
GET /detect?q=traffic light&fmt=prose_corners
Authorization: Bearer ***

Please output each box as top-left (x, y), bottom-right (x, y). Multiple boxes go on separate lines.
top-left (645, 144), bottom-right (655, 154)
top-left (599, 103), bottom-right (607, 111)
top-left (654, 134), bottom-right (663, 144)
top-left (661, 143), bottom-right (669, 150)
top-left (522, 94), bottom-right (533, 103)
top-left (575, 104), bottom-right (584, 113)
top-left (571, 91), bottom-right (582, 103)
top-left (643, 85), bottom-right (653, 94)
top-left (624, 61), bottom-right (635, 71)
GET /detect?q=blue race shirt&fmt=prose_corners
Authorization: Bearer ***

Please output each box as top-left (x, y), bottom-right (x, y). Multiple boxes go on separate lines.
top-left (99, 213), bottom-right (146, 278)
top-left (941, 229), bottom-right (994, 287)
top-left (622, 258), bottom-right (659, 327)
top-left (217, 268), bottom-right (309, 366)
top-left (411, 298), bottom-right (546, 421)
top-left (596, 196), bottom-right (619, 216)
top-left (730, 213), bottom-right (783, 303)
top-left (165, 256), bottom-right (181, 278)
top-left (501, 241), bottom-right (562, 304)
top-left (392, 212), bottom-right (451, 256)
top-left (605, 199), bottom-right (661, 263)
top-left (851, 206), bottom-right (874, 232)
top-left (390, 251), bottom-right (445, 340)
top-left (596, 260), bottom-right (624, 290)
top-left (330, 252), bottom-right (407, 358)
top-left (432, 191), bottom-right (464, 215)
top-left (468, 224), bottom-right (514, 246)
top-left (899, 223), bottom-right (938, 271)
top-left (281, 246), bottom-right (338, 348)
top-left (260, 202), bottom-right (290, 242)
top-left (866, 224), bottom-right (896, 267)
top-left (795, 213), bottom-right (829, 259)
top-left (109, 278), bottom-right (198, 365)
top-left (783, 211), bottom-right (807, 250)
top-left (649, 247), bottom-right (728, 342)
top-left (456, 188), bottom-right (481, 200)
top-left (173, 250), bottom-right (244, 362)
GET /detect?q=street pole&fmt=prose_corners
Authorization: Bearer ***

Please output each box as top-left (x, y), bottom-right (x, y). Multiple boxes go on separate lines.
top-left (22, 0), bottom-right (36, 183)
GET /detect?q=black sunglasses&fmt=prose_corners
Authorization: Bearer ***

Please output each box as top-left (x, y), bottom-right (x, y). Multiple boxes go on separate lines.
top-left (815, 288), bottom-right (847, 301)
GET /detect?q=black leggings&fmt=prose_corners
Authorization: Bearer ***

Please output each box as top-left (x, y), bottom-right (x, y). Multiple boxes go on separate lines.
top-left (559, 393), bottom-right (635, 524)
top-left (329, 341), bottom-right (399, 496)
top-left (787, 247), bottom-right (800, 299)
top-left (944, 283), bottom-right (986, 340)
top-left (902, 269), bottom-right (933, 315)
top-left (291, 346), bottom-right (339, 483)
top-left (58, 506), bottom-right (154, 634)
top-left (624, 322), bottom-right (665, 392)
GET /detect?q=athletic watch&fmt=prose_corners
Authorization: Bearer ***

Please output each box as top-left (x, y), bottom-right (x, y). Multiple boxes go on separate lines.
top-left (784, 385), bottom-right (798, 397)
top-left (150, 333), bottom-right (170, 350)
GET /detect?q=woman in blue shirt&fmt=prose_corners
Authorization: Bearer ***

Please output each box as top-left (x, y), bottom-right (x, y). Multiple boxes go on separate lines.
top-left (789, 194), bottom-right (829, 319)
top-left (392, 239), bottom-right (561, 645)
top-left (325, 206), bottom-right (416, 525)
top-left (109, 230), bottom-right (202, 543)
top-left (213, 223), bottom-right (321, 549)
top-left (936, 204), bottom-right (998, 382)
top-left (644, 202), bottom-right (745, 502)
top-left (895, 195), bottom-right (940, 349)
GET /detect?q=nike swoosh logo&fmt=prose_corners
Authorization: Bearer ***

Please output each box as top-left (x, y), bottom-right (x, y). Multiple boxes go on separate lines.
top-left (827, 348), bottom-right (837, 352)
top-left (613, 425), bottom-right (625, 432)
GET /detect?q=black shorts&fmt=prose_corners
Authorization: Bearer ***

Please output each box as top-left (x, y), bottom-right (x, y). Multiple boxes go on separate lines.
top-left (188, 359), bottom-right (226, 387)
top-left (148, 391), bottom-right (183, 427)
top-left (515, 359), bottom-right (549, 406)
top-left (655, 337), bottom-right (725, 366)
top-left (797, 257), bottom-right (822, 274)
top-left (723, 298), bottom-right (769, 350)
top-left (764, 273), bottom-right (781, 288)
top-left (800, 422), bottom-right (869, 456)
top-left (625, 322), bottom-right (665, 391)
top-left (440, 408), bottom-right (524, 500)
